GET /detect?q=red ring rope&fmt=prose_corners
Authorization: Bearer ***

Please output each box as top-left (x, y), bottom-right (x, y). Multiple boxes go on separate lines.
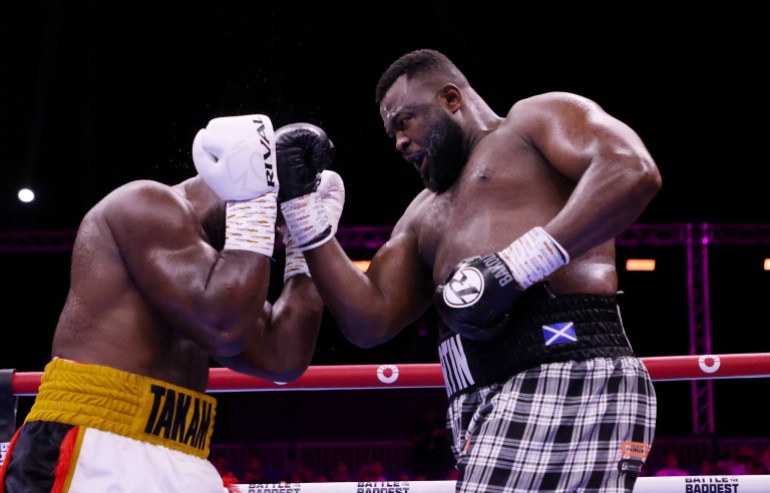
top-left (9, 353), bottom-right (770, 396)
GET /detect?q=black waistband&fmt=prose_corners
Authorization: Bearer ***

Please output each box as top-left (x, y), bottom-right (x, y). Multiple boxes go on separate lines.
top-left (438, 284), bottom-right (635, 399)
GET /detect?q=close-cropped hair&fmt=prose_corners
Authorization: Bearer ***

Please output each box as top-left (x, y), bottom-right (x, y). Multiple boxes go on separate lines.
top-left (375, 49), bottom-right (465, 104)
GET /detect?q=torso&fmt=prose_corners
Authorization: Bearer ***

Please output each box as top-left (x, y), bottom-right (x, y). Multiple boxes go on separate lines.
top-left (403, 119), bottom-right (618, 295)
top-left (51, 182), bottom-right (218, 391)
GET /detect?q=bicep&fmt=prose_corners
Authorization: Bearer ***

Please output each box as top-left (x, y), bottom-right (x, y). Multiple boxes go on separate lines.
top-left (512, 93), bottom-right (661, 255)
top-left (515, 93), bottom-right (653, 182)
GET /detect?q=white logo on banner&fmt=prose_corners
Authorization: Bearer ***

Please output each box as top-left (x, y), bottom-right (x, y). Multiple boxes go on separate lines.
top-left (1, 441), bottom-right (8, 467)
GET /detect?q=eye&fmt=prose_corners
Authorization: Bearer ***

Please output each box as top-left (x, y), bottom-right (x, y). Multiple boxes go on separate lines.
top-left (396, 115), bottom-right (411, 131)
top-left (385, 112), bottom-right (413, 139)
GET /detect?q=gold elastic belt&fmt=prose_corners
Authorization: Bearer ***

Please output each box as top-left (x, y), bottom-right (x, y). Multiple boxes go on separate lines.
top-left (26, 358), bottom-right (217, 458)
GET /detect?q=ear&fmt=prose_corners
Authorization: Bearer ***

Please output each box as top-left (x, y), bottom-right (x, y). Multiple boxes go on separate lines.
top-left (437, 84), bottom-right (463, 113)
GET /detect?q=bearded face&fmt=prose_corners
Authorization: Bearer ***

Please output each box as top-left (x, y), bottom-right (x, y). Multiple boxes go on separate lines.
top-left (420, 112), bottom-right (467, 193)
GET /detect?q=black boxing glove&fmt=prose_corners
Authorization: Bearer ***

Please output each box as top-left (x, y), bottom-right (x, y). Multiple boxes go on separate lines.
top-left (276, 123), bottom-right (337, 251)
top-left (276, 123), bottom-right (334, 201)
top-left (434, 227), bottom-right (570, 341)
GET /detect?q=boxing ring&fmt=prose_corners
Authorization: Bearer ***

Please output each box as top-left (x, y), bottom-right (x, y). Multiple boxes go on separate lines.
top-left (3, 353), bottom-right (770, 492)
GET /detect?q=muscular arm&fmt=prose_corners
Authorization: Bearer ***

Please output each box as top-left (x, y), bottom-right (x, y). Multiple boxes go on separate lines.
top-left (106, 181), bottom-right (320, 379)
top-left (212, 275), bottom-right (324, 381)
top-left (303, 222), bottom-right (433, 348)
top-left (274, 123), bottom-right (432, 348)
top-left (515, 92), bottom-right (662, 257)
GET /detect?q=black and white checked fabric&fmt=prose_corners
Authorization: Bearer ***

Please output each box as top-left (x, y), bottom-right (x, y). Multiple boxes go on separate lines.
top-left (447, 356), bottom-right (656, 493)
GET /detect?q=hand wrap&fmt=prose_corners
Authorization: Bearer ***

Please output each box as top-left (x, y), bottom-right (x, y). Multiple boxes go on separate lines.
top-left (283, 170), bottom-right (345, 281)
top-left (434, 227), bottom-right (569, 341)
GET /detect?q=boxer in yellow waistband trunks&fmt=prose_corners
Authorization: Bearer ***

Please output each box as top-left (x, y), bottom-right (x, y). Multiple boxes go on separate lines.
top-left (1, 358), bottom-right (221, 491)
top-left (0, 115), bottom-right (344, 493)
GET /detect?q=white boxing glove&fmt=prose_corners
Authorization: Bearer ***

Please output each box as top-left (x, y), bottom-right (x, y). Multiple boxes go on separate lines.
top-left (316, 169), bottom-right (345, 234)
top-left (283, 170), bottom-right (345, 280)
top-left (192, 114), bottom-right (278, 201)
top-left (192, 114), bottom-right (279, 256)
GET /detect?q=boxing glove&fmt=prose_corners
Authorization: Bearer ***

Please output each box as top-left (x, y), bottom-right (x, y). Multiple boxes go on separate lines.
top-left (192, 114), bottom-right (278, 256)
top-left (283, 170), bottom-right (346, 281)
top-left (192, 114), bottom-right (277, 201)
top-left (434, 227), bottom-right (570, 341)
top-left (276, 123), bottom-right (336, 251)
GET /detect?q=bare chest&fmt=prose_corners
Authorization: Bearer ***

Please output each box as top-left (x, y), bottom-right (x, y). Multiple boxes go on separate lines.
top-left (414, 146), bottom-right (571, 283)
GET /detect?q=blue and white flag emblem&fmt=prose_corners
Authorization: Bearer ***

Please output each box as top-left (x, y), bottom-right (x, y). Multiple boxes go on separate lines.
top-left (542, 322), bottom-right (577, 346)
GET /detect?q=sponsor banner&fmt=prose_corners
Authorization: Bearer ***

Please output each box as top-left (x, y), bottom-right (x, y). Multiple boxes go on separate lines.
top-left (622, 475), bottom-right (768, 493)
top-left (240, 480), bottom-right (455, 493)
top-left (238, 477), bottom-right (770, 493)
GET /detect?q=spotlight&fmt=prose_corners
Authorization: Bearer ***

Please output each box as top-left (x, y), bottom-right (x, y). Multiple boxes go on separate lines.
top-left (18, 188), bottom-right (35, 203)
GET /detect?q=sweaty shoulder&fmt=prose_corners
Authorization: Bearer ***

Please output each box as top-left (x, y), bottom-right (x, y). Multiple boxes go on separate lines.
top-left (392, 188), bottom-right (433, 237)
top-left (92, 180), bottom-right (195, 237)
top-left (504, 91), bottom-right (603, 128)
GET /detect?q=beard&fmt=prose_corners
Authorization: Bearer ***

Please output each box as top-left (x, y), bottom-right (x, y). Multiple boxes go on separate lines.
top-left (421, 115), bottom-right (467, 194)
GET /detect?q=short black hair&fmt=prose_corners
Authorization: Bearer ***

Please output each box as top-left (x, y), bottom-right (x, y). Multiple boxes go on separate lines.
top-left (375, 49), bottom-right (463, 105)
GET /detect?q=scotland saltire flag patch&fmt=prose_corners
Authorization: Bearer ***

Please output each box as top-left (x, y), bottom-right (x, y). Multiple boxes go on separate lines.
top-left (542, 321), bottom-right (577, 346)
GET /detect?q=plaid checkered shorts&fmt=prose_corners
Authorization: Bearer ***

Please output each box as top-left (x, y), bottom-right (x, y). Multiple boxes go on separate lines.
top-left (447, 356), bottom-right (656, 493)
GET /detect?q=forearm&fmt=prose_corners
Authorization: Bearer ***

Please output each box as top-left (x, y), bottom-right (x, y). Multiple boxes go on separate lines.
top-left (265, 275), bottom-right (324, 379)
top-left (201, 251), bottom-right (272, 324)
top-left (305, 239), bottom-right (422, 348)
top-left (274, 125), bottom-right (429, 346)
top-left (213, 276), bottom-right (323, 381)
top-left (548, 156), bottom-right (661, 257)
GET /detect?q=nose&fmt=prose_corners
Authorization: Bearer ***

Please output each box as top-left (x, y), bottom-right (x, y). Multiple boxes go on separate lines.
top-left (395, 131), bottom-right (410, 154)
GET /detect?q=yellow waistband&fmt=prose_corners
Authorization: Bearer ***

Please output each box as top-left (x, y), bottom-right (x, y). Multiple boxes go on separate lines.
top-left (26, 358), bottom-right (217, 459)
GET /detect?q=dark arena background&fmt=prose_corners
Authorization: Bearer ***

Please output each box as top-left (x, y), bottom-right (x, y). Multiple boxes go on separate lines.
top-left (2, 2), bottom-right (769, 484)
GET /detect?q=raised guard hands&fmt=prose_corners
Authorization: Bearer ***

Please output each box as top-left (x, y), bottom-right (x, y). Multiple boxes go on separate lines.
top-left (276, 123), bottom-right (337, 252)
top-left (193, 114), bottom-right (278, 256)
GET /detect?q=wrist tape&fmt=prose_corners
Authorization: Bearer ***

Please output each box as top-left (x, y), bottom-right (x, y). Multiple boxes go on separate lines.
top-left (498, 226), bottom-right (570, 289)
top-left (224, 192), bottom-right (277, 256)
top-left (280, 192), bottom-right (333, 252)
top-left (283, 237), bottom-right (311, 282)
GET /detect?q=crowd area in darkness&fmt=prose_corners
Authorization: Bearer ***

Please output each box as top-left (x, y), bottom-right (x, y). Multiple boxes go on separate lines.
top-left (207, 435), bottom-right (770, 485)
